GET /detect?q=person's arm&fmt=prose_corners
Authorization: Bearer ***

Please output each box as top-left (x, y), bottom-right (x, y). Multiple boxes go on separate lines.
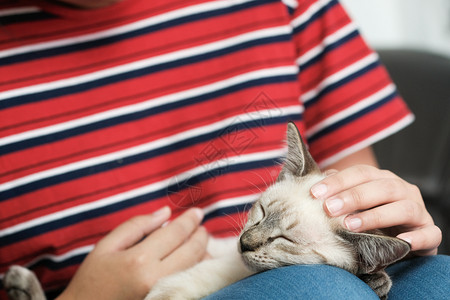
top-left (57, 207), bottom-right (208, 300)
top-left (312, 147), bottom-right (442, 256)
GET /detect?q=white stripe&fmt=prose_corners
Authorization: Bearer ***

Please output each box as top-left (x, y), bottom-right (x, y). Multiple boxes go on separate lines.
top-left (0, 148), bottom-right (286, 238)
top-left (301, 52), bottom-right (379, 103)
top-left (0, 105), bottom-right (301, 194)
top-left (281, 0), bottom-right (298, 9)
top-left (291, 0), bottom-right (333, 29)
top-left (0, 6), bottom-right (40, 17)
top-left (0, 24), bottom-right (292, 102)
top-left (296, 22), bottom-right (357, 67)
top-left (318, 114), bottom-right (415, 168)
top-left (306, 84), bottom-right (396, 138)
top-left (0, 245), bottom-right (94, 279)
top-left (203, 194), bottom-right (258, 215)
top-left (0, 65), bottom-right (298, 147)
top-left (0, 0), bottom-right (254, 59)
top-left (25, 245), bottom-right (95, 268)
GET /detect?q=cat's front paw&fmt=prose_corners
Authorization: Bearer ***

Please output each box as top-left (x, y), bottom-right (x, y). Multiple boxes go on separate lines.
top-left (144, 273), bottom-right (206, 300)
top-left (145, 283), bottom-right (187, 300)
top-left (145, 287), bottom-right (181, 300)
top-left (145, 280), bottom-right (193, 300)
top-left (3, 266), bottom-right (45, 300)
top-left (359, 271), bottom-right (392, 300)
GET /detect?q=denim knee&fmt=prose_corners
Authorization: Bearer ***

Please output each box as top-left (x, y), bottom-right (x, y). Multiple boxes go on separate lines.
top-left (206, 264), bottom-right (379, 300)
top-left (387, 255), bottom-right (450, 300)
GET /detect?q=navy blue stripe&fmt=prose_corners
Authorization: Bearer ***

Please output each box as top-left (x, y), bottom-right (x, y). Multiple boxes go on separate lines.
top-left (299, 29), bottom-right (359, 70)
top-left (308, 91), bottom-right (398, 143)
top-left (29, 253), bottom-right (86, 271)
top-left (284, 4), bottom-right (296, 16)
top-left (293, 0), bottom-right (338, 34)
top-left (0, 34), bottom-right (292, 110)
top-left (203, 203), bottom-right (252, 222)
top-left (304, 60), bottom-right (381, 108)
top-left (0, 11), bottom-right (55, 26)
top-left (0, 74), bottom-right (297, 156)
top-left (0, 113), bottom-right (301, 202)
top-left (0, 0), bottom-right (277, 67)
top-left (0, 157), bottom-right (279, 247)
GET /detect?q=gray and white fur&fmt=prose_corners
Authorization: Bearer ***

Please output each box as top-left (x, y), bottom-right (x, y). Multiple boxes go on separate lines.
top-left (3, 122), bottom-right (410, 300)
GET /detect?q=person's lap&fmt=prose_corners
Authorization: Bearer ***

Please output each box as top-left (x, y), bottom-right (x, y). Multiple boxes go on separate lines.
top-left (387, 255), bottom-right (450, 299)
top-left (205, 255), bottom-right (450, 299)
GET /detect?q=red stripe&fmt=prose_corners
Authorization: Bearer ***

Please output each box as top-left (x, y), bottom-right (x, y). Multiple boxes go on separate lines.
top-left (310, 97), bottom-right (411, 162)
top-left (304, 66), bottom-right (395, 128)
top-left (299, 36), bottom-right (373, 92)
top-left (0, 0), bottom-right (202, 47)
top-left (294, 3), bottom-right (352, 55)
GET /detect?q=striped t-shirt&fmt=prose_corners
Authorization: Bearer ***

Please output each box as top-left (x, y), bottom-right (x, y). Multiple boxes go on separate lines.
top-left (0, 0), bottom-right (413, 295)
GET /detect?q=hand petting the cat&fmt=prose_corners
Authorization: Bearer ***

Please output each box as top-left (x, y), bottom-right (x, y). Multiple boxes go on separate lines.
top-left (311, 163), bottom-right (442, 257)
top-left (56, 207), bottom-right (209, 300)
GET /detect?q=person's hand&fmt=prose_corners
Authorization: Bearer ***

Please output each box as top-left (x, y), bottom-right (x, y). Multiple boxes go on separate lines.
top-left (57, 207), bottom-right (208, 300)
top-left (310, 165), bottom-right (442, 256)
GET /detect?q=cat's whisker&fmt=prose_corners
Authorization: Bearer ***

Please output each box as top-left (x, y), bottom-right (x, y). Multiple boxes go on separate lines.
top-left (247, 170), bottom-right (271, 190)
top-left (222, 209), bottom-right (246, 233)
top-left (243, 178), bottom-right (264, 194)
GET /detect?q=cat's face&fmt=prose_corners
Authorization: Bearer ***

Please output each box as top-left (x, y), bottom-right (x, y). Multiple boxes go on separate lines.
top-left (238, 122), bottom-right (410, 275)
top-left (239, 172), bottom-right (353, 272)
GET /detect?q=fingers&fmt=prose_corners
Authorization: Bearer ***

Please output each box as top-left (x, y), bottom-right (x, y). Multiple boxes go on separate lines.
top-left (313, 165), bottom-right (442, 254)
top-left (322, 178), bottom-right (411, 217)
top-left (343, 200), bottom-right (424, 231)
top-left (137, 208), bottom-right (204, 259)
top-left (160, 226), bottom-right (209, 275)
top-left (397, 225), bottom-right (442, 255)
top-left (311, 165), bottom-right (396, 200)
top-left (96, 206), bottom-right (172, 252)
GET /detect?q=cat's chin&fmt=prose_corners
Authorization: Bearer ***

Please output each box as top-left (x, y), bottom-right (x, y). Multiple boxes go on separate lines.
top-left (240, 251), bottom-right (281, 272)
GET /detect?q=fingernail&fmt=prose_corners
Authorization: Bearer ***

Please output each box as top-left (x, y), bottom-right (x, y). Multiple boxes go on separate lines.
top-left (311, 183), bottom-right (327, 199)
top-left (152, 206), bottom-right (171, 222)
top-left (397, 235), bottom-right (412, 245)
top-left (324, 169), bottom-right (338, 177)
top-left (345, 217), bottom-right (362, 230)
top-left (153, 206), bottom-right (171, 217)
top-left (193, 208), bottom-right (204, 221)
top-left (325, 198), bottom-right (344, 215)
top-left (152, 206), bottom-right (170, 217)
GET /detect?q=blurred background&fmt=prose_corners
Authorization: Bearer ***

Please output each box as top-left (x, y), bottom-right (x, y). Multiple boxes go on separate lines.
top-left (341, 0), bottom-right (450, 255)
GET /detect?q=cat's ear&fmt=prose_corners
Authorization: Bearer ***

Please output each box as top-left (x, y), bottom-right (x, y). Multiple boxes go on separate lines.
top-left (339, 230), bottom-right (411, 274)
top-left (278, 122), bottom-right (320, 180)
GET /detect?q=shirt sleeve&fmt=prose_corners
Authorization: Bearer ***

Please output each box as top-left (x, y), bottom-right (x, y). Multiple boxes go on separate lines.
top-left (289, 0), bottom-right (414, 167)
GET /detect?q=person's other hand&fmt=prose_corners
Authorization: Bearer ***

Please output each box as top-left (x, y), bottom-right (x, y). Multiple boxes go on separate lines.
top-left (311, 165), bottom-right (442, 256)
top-left (57, 207), bottom-right (208, 300)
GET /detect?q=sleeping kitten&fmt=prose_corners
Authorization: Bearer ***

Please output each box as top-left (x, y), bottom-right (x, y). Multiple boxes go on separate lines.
top-left (3, 122), bottom-right (410, 300)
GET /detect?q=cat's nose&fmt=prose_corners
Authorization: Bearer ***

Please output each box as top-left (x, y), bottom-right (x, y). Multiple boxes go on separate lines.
top-left (239, 235), bottom-right (255, 252)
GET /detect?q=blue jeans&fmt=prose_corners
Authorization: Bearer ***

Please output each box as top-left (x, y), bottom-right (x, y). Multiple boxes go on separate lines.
top-left (205, 255), bottom-right (450, 299)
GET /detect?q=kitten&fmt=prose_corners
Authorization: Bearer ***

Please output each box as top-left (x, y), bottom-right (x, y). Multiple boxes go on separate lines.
top-left (3, 122), bottom-right (410, 300)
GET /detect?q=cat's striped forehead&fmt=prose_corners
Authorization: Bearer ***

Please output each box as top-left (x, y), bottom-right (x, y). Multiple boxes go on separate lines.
top-left (259, 173), bottom-right (325, 207)
top-left (255, 172), bottom-right (338, 234)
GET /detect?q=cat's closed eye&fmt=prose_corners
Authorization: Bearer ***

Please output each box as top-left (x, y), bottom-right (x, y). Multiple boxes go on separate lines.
top-left (267, 235), bottom-right (295, 244)
top-left (251, 203), bottom-right (266, 224)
